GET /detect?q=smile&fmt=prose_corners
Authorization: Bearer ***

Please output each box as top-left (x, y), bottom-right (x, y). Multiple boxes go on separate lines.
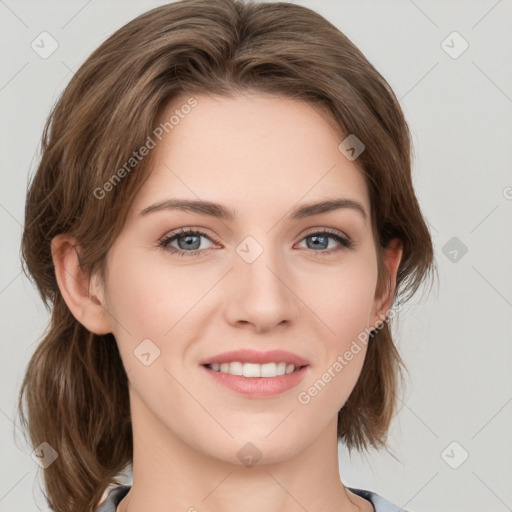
top-left (205, 361), bottom-right (305, 377)
top-left (201, 363), bottom-right (310, 398)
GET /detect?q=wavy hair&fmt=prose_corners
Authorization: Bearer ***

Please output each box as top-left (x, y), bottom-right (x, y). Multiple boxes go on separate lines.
top-left (16, 0), bottom-right (437, 510)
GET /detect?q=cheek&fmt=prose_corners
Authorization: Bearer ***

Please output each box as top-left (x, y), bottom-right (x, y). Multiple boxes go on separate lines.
top-left (296, 265), bottom-right (376, 413)
top-left (103, 247), bottom-right (213, 349)
top-left (104, 240), bottom-right (378, 362)
top-left (303, 255), bottom-right (378, 342)
top-left (102, 247), bottom-right (171, 353)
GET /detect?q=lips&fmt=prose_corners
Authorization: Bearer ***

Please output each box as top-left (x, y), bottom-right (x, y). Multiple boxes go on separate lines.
top-left (199, 348), bottom-right (310, 367)
top-left (201, 363), bottom-right (310, 397)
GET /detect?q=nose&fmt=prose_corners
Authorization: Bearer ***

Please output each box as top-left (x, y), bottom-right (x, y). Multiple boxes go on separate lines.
top-left (222, 246), bottom-right (300, 334)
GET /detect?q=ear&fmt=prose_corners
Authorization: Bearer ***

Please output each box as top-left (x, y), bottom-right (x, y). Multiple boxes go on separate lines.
top-left (370, 237), bottom-right (403, 330)
top-left (51, 234), bottom-right (113, 335)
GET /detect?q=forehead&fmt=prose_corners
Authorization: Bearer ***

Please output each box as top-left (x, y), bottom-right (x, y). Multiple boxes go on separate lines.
top-left (131, 92), bottom-right (371, 221)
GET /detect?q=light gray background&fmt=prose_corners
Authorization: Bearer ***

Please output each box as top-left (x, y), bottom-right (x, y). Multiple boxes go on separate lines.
top-left (1, 1), bottom-right (511, 511)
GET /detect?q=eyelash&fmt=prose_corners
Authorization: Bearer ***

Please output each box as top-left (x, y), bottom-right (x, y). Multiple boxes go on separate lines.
top-left (157, 227), bottom-right (354, 258)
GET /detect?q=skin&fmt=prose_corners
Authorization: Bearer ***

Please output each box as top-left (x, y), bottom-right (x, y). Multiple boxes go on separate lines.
top-left (52, 92), bottom-right (402, 512)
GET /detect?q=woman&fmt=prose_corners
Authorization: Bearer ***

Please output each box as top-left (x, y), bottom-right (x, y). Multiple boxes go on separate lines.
top-left (17, 1), bottom-right (436, 511)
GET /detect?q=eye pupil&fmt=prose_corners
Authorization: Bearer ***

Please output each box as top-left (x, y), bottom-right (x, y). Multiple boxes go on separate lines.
top-left (179, 234), bottom-right (201, 250)
top-left (308, 235), bottom-right (328, 250)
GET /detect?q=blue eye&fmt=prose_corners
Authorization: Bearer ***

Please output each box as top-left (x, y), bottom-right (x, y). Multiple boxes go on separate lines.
top-left (158, 228), bottom-right (216, 257)
top-left (158, 227), bottom-right (353, 257)
top-left (298, 229), bottom-right (353, 254)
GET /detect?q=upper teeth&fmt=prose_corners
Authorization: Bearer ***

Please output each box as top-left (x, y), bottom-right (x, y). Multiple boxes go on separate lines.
top-left (208, 362), bottom-right (299, 377)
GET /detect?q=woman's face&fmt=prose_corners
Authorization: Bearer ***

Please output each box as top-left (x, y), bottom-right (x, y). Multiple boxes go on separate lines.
top-left (98, 92), bottom-right (398, 465)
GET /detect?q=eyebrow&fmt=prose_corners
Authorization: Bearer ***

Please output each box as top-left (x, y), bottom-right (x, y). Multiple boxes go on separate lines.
top-left (139, 197), bottom-right (368, 222)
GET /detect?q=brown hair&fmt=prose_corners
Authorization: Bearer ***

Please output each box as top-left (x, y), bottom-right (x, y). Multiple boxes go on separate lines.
top-left (16, 0), bottom-right (437, 510)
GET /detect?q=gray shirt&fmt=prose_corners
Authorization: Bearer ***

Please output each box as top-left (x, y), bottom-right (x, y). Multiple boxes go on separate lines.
top-left (96, 485), bottom-right (411, 511)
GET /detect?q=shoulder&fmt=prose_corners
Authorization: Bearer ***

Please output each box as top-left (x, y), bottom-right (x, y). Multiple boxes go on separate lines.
top-left (347, 486), bottom-right (412, 512)
top-left (95, 485), bottom-right (131, 512)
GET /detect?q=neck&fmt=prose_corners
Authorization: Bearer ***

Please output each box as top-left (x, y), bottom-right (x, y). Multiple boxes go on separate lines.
top-left (115, 389), bottom-right (372, 512)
